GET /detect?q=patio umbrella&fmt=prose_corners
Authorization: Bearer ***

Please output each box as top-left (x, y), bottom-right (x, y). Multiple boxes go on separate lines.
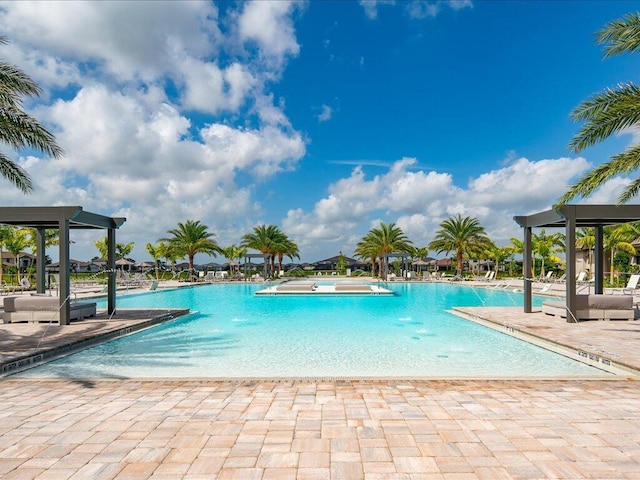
top-left (116, 258), bottom-right (135, 271)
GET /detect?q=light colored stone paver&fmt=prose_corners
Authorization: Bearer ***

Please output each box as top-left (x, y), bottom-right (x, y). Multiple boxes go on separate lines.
top-left (0, 379), bottom-right (640, 479)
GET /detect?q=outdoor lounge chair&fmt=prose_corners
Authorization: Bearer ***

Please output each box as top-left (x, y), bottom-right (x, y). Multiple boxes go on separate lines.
top-left (606, 274), bottom-right (640, 295)
top-left (542, 294), bottom-right (634, 321)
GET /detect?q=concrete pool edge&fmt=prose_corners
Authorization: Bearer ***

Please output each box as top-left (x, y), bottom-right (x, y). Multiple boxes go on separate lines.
top-left (0, 308), bottom-right (191, 378)
top-left (450, 307), bottom-right (640, 377)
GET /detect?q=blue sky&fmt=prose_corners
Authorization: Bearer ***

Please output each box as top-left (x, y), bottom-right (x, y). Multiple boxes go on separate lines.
top-left (1, 0), bottom-right (639, 263)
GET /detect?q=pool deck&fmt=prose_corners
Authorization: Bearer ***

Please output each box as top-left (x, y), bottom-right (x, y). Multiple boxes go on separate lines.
top-left (2, 281), bottom-right (640, 478)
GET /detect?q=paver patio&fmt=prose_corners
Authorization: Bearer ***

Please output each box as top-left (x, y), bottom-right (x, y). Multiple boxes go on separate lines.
top-left (2, 282), bottom-right (640, 478)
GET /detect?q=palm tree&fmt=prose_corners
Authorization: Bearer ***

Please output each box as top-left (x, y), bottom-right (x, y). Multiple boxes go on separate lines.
top-left (0, 224), bottom-right (14, 285)
top-left (428, 215), bottom-right (491, 278)
top-left (508, 237), bottom-right (525, 276)
top-left (354, 236), bottom-right (380, 276)
top-left (354, 222), bottom-right (413, 278)
top-left (220, 244), bottom-right (248, 275)
top-left (4, 227), bottom-right (29, 280)
top-left (94, 238), bottom-right (134, 261)
top-left (576, 227), bottom-right (596, 275)
top-left (241, 224), bottom-right (291, 275)
top-left (604, 223), bottom-right (639, 283)
top-left (532, 230), bottom-right (565, 279)
top-left (484, 243), bottom-right (514, 279)
top-left (161, 220), bottom-right (220, 275)
top-left (0, 35), bottom-right (64, 193)
top-left (273, 237), bottom-right (299, 274)
top-left (25, 228), bottom-right (59, 254)
top-left (146, 242), bottom-right (166, 280)
top-left (560, 12), bottom-right (640, 204)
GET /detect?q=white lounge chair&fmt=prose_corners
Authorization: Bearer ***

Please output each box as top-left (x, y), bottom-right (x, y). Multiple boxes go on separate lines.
top-left (606, 274), bottom-right (640, 295)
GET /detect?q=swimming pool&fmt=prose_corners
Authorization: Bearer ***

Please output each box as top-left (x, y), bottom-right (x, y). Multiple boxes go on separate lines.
top-left (19, 282), bottom-right (610, 378)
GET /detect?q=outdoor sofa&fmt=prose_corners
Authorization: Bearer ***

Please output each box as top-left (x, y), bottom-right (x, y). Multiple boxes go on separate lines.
top-left (2, 295), bottom-right (97, 324)
top-left (541, 294), bottom-right (635, 321)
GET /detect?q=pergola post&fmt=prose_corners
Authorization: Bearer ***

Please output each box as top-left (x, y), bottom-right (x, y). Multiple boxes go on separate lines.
top-left (58, 217), bottom-right (71, 325)
top-left (594, 226), bottom-right (604, 294)
top-left (107, 228), bottom-right (116, 315)
top-left (565, 212), bottom-right (577, 323)
top-left (35, 227), bottom-right (46, 294)
top-left (523, 226), bottom-right (532, 313)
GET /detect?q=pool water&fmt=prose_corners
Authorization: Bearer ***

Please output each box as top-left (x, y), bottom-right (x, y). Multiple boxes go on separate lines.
top-left (19, 282), bottom-right (610, 378)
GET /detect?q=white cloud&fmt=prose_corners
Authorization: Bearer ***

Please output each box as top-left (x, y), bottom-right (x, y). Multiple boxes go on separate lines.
top-left (0, 1), bottom-right (220, 83)
top-left (359, 0), bottom-right (395, 20)
top-left (279, 155), bottom-right (601, 256)
top-left (238, 1), bottom-right (302, 67)
top-left (318, 104), bottom-right (332, 122)
top-left (361, 0), bottom-right (472, 20)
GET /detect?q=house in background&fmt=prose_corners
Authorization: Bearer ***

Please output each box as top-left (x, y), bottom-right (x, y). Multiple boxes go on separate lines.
top-left (2, 251), bottom-right (36, 271)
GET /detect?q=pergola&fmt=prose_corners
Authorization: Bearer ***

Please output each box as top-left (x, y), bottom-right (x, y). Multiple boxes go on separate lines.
top-left (514, 204), bottom-right (640, 323)
top-left (243, 253), bottom-right (270, 279)
top-left (381, 252), bottom-right (411, 280)
top-left (0, 206), bottom-right (126, 325)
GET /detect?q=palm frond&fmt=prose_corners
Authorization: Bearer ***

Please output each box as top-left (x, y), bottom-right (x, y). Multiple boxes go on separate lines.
top-left (597, 11), bottom-right (640, 58)
top-left (0, 153), bottom-right (33, 193)
top-left (568, 83), bottom-right (640, 153)
top-left (559, 143), bottom-right (640, 204)
top-left (0, 107), bottom-right (64, 158)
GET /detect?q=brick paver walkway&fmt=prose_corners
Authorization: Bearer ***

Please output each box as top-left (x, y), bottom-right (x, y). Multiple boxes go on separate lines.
top-left (1, 378), bottom-right (640, 479)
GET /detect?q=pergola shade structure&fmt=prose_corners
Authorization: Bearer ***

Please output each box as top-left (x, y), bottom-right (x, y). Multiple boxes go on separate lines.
top-left (0, 206), bottom-right (126, 325)
top-left (514, 204), bottom-right (640, 323)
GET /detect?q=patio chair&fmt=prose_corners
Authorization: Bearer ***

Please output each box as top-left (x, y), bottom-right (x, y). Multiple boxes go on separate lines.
top-left (606, 274), bottom-right (640, 295)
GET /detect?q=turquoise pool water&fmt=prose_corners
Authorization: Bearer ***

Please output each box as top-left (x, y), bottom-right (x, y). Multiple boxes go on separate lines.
top-left (20, 282), bottom-right (610, 378)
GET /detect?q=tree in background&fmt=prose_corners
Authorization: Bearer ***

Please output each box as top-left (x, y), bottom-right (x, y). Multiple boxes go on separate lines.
top-left (354, 222), bottom-right (413, 279)
top-left (146, 242), bottom-right (166, 280)
top-left (241, 224), bottom-right (298, 276)
top-left (604, 223), bottom-right (639, 283)
top-left (429, 215), bottom-right (491, 278)
top-left (221, 244), bottom-right (248, 275)
top-left (0, 35), bottom-right (64, 193)
top-left (161, 220), bottom-right (220, 275)
top-left (3, 227), bottom-right (29, 275)
top-left (94, 237), bottom-right (134, 261)
top-left (561, 12), bottom-right (640, 204)
top-left (532, 230), bottom-right (565, 279)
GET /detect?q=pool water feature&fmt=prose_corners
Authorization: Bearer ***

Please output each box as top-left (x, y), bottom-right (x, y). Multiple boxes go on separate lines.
top-left (18, 282), bottom-right (610, 378)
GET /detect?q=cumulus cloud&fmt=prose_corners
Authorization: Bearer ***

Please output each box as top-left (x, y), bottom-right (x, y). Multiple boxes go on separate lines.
top-left (280, 155), bottom-right (608, 257)
top-left (0, 0), bottom-right (306, 262)
top-left (238, 1), bottom-right (302, 67)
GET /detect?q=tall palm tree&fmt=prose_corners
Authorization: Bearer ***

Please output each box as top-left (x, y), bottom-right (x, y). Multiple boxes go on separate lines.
top-left (94, 238), bottom-right (134, 261)
top-left (355, 222), bottom-right (413, 278)
top-left (560, 12), bottom-right (640, 204)
top-left (4, 227), bottom-right (29, 279)
top-left (604, 223), bottom-right (639, 283)
top-left (0, 224), bottom-right (14, 284)
top-left (220, 244), bottom-right (248, 275)
top-left (241, 224), bottom-right (290, 275)
top-left (532, 229), bottom-right (565, 279)
top-left (146, 242), bottom-right (166, 280)
top-left (0, 35), bottom-right (64, 193)
top-left (576, 227), bottom-right (596, 275)
top-left (273, 237), bottom-right (299, 274)
top-left (508, 237), bottom-right (525, 276)
top-left (161, 220), bottom-right (220, 274)
top-left (429, 215), bottom-right (491, 278)
top-left (354, 236), bottom-right (380, 276)
top-left (484, 243), bottom-right (513, 280)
